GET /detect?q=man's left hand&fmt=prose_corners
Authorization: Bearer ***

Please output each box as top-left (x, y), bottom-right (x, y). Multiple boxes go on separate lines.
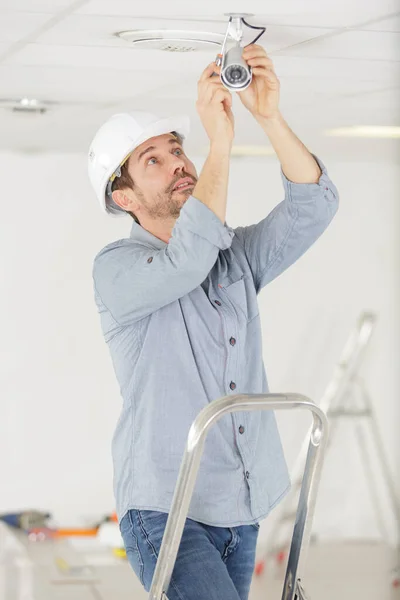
top-left (238, 44), bottom-right (280, 120)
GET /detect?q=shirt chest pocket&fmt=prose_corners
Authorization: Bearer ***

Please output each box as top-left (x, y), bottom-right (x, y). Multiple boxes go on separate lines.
top-left (220, 275), bottom-right (259, 323)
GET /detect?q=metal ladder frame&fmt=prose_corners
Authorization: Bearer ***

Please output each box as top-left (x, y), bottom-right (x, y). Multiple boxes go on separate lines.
top-left (258, 312), bottom-right (400, 585)
top-left (147, 393), bottom-right (329, 600)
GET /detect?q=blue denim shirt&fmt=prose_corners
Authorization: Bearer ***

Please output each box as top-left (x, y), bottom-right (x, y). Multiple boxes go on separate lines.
top-left (92, 155), bottom-right (339, 527)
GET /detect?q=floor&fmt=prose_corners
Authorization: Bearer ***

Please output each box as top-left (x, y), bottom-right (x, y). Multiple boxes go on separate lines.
top-left (1, 538), bottom-right (399, 599)
top-left (108, 541), bottom-right (400, 600)
top-left (249, 542), bottom-right (400, 600)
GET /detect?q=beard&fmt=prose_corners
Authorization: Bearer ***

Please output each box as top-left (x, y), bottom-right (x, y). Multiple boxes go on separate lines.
top-left (135, 177), bottom-right (196, 220)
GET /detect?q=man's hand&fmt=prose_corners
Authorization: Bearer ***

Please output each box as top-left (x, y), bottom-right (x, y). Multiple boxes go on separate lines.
top-left (196, 62), bottom-right (235, 147)
top-left (238, 44), bottom-right (280, 120)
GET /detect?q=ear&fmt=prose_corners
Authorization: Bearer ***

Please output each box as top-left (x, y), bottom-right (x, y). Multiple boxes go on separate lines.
top-left (111, 189), bottom-right (131, 211)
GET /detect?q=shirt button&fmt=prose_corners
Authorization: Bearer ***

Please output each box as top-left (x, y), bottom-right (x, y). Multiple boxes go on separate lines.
top-left (215, 300), bottom-right (221, 306)
top-left (245, 471), bottom-right (250, 479)
top-left (147, 257), bottom-right (153, 263)
top-left (229, 337), bottom-right (236, 346)
top-left (239, 425), bottom-right (245, 434)
top-left (229, 381), bottom-right (236, 390)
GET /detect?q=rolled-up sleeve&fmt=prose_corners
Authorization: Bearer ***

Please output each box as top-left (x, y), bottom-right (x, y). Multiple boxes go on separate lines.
top-left (92, 195), bottom-right (234, 326)
top-left (281, 154), bottom-right (339, 207)
top-left (234, 154), bottom-right (339, 293)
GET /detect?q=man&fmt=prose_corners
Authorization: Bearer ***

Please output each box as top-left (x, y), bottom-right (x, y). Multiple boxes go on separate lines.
top-left (88, 45), bottom-right (339, 600)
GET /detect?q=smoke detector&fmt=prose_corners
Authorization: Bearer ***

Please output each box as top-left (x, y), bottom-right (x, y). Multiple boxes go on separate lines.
top-left (115, 29), bottom-right (225, 52)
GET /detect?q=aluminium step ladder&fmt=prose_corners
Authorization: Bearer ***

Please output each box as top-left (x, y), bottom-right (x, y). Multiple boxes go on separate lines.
top-left (147, 392), bottom-right (329, 600)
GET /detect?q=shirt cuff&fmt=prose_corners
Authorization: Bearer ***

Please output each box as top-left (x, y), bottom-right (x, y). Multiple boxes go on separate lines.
top-left (280, 154), bottom-right (339, 204)
top-left (175, 194), bottom-right (235, 250)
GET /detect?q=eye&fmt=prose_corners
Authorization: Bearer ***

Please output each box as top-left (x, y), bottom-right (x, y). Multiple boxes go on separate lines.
top-left (147, 157), bottom-right (157, 165)
top-left (174, 148), bottom-right (183, 155)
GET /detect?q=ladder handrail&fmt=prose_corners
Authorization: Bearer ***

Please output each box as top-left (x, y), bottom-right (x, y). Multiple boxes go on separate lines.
top-left (148, 393), bottom-right (329, 600)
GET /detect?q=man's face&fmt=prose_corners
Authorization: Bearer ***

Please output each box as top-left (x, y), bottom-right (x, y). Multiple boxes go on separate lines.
top-left (126, 133), bottom-right (198, 220)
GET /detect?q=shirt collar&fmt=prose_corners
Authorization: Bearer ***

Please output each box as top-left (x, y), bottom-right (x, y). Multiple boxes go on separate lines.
top-left (129, 220), bottom-right (167, 250)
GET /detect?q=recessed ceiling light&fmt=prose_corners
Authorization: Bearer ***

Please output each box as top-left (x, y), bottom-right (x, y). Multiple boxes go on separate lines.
top-left (325, 126), bottom-right (400, 138)
top-left (0, 97), bottom-right (59, 114)
top-left (115, 29), bottom-right (225, 52)
top-left (15, 98), bottom-right (46, 112)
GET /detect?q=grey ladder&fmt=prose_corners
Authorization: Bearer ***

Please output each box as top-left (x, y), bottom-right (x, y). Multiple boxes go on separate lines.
top-left (147, 393), bottom-right (329, 600)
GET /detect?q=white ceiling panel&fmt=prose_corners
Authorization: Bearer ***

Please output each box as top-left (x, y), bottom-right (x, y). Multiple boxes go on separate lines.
top-left (0, 101), bottom-right (198, 153)
top-left (34, 14), bottom-right (333, 54)
top-left (3, 44), bottom-right (208, 71)
top-left (276, 30), bottom-right (400, 61)
top-left (359, 13), bottom-right (400, 32)
top-left (155, 75), bottom-right (392, 103)
top-left (0, 65), bottom-right (182, 103)
top-left (76, 0), bottom-right (400, 29)
top-left (0, 1), bottom-right (398, 155)
top-left (0, 11), bottom-right (53, 42)
top-left (8, 45), bottom-right (398, 87)
top-left (36, 15), bottom-right (222, 47)
top-left (247, 24), bottom-right (333, 53)
top-left (0, 0), bottom-right (77, 12)
top-left (298, 86), bottom-right (400, 127)
top-left (272, 55), bottom-right (400, 84)
top-left (77, 0), bottom-right (276, 18)
top-left (339, 87), bottom-right (400, 112)
top-left (0, 105), bottom-right (107, 153)
top-left (0, 98), bottom-right (395, 158)
top-left (279, 76), bottom-right (391, 99)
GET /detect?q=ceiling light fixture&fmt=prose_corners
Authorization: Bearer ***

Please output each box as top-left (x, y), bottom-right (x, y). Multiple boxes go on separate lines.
top-left (0, 98), bottom-right (59, 114)
top-left (14, 98), bottom-right (47, 113)
top-left (325, 126), bottom-right (400, 139)
top-left (115, 29), bottom-right (225, 52)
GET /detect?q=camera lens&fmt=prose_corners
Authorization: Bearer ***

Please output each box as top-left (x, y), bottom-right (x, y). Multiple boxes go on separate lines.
top-left (231, 68), bottom-right (242, 81)
top-left (226, 65), bottom-right (246, 85)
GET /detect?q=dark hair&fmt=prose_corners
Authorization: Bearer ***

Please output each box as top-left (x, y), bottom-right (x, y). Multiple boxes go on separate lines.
top-left (109, 131), bottom-right (184, 223)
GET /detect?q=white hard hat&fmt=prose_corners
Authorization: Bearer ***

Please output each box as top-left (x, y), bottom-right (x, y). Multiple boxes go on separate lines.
top-left (88, 111), bottom-right (190, 217)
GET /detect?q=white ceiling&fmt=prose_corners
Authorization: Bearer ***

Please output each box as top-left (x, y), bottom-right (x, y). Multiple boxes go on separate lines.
top-left (0, 0), bottom-right (399, 159)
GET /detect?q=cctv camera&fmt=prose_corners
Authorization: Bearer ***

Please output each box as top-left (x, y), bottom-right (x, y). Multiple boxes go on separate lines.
top-left (220, 45), bottom-right (252, 92)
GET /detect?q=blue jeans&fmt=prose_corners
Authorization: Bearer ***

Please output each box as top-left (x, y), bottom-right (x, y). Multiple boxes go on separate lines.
top-left (120, 509), bottom-right (260, 600)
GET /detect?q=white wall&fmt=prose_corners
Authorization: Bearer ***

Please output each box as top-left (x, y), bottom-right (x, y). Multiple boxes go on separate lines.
top-left (1, 147), bottom-right (399, 546)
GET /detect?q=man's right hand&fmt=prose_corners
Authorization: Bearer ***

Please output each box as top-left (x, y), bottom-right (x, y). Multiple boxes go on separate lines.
top-left (196, 62), bottom-right (235, 147)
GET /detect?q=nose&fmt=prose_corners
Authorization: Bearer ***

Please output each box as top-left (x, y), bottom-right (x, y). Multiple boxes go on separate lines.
top-left (167, 152), bottom-right (195, 191)
top-left (169, 153), bottom-right (186, 175)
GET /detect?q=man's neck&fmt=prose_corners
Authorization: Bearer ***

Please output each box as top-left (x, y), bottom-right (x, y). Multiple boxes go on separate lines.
top-left (139, 217), bottom-right (176, 244)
